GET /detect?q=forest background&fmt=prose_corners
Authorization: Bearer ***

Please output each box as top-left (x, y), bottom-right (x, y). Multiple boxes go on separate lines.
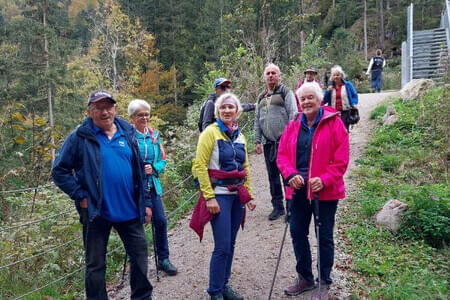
top-left (0, 0), bottom-right (444, 191)
top-left (0, 0), bottom-right (448, 299)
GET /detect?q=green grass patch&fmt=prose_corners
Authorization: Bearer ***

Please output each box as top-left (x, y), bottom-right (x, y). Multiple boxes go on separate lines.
top-left (342, 87), bottom-right (449, 298)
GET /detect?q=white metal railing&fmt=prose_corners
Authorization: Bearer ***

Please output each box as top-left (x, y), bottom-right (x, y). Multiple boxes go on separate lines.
top-left (441, 1), bottom-right (450, 56)
top-left (402, 3), bottom-right (414, 87)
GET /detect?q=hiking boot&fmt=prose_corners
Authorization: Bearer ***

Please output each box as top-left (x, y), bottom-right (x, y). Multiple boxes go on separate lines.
top-left (210, 293), bottom-right (224, 300)
top-left (268, 208), bottom-right (285, 221)
top-left (157, 258), bottom-right (178, 276)
top-left (311, 281), bottom-right (330, 300)
top-left (223, 284), bottom-right (243, 300)
top-left (284, 275), bottom-right (315, 296)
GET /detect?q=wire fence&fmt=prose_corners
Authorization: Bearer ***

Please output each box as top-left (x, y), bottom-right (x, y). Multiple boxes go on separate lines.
top-left (8, 187), bottom-right (200, 300)
top-left (0, 183), bottom-right (55, 195)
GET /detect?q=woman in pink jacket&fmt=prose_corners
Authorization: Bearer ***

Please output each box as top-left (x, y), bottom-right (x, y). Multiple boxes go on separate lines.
top-left (277, 82), bottom-right (349, 300)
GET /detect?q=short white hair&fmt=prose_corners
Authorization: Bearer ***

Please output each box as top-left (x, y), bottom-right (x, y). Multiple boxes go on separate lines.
top-left (296, 82), bottom-right (324, 101)
top-left (330, 65), bottom-right (346, 79)
top-left (128, 99), bottom-right (151, 116)
top-left (264, 63), bottom-right (281, 76)
top-left (214, 93), bottom-right (243, 120)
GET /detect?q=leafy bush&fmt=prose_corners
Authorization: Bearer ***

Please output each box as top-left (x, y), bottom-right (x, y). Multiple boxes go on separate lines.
top-left (400, 184), bottom-right (450, 248)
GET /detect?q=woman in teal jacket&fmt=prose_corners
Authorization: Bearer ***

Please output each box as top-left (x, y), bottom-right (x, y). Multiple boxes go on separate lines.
top-left (129, 99), bottom-right (178, 276)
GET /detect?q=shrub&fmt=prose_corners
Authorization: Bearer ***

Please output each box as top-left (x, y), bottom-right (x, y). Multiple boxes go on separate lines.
top-left (400, 185), bottom-right (450, 248)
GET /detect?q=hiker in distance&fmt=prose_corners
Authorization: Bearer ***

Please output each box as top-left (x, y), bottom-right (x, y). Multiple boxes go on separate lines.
top-left (323, 65), bottom-right (359, 132)
top-left (192, 93), bottom-right (256, 300)
top-left (277, 82), bottom-right (350, 300)
top-left (295, 66), bottom-right (323, 110)
top-left (199, 78), bottom-right (255, 132)
top-left (128, 99), bottom-right (178, 277)
top-left (366, 49), bottom-right (386, 93)
top-left (52, 90), bottom-right (153, 300)
top-left (254, 63), bottom-right (298, 221)
top-left (296, 66), bottom-right (323, 90)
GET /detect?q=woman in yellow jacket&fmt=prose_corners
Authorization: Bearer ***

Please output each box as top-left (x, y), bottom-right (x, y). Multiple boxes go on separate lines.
top-left (192, 93), bottom-right (256, 300)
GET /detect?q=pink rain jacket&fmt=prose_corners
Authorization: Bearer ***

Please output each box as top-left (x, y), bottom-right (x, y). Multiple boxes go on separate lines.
top-left (277, 106), bottom-right (349, 201)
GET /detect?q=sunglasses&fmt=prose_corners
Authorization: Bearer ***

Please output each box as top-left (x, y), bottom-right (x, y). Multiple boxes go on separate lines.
top-left (219, 85), bottom-right (231, 90)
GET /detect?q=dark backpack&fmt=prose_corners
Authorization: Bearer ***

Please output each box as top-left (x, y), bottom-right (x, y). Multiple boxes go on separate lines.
top-left (257, 84), bottom-right (288, 105)
top-left (197, 99), bottom-right (213, 132)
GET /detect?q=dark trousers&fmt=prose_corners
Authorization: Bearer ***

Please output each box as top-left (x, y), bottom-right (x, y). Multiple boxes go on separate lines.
top-left (263, 143), bottom-right (284, 210)
top-left (208, 195), bottom-right (245, 296)
top-left (371, 70), bottom-right (382, 92)
top-left (289, 188), bottom-right (338, 284)
top-left (81, 212), bottom-right (152, 300)
top-left (151, 190), bottom-right (170, 261)
top-left (340, 110), bottom-right (351, 132)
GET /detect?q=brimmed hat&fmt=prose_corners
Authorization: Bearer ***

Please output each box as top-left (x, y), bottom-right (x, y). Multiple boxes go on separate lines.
top-left (88, 90), bottom-right (116, 105)
top-left (213, 78), bottom-right (231, 89)
top-left (304, 67), bottom-right (318, 74)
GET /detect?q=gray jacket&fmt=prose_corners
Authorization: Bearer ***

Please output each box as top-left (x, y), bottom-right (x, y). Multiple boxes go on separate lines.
top-left (254, 84), bottom-right (298, 144)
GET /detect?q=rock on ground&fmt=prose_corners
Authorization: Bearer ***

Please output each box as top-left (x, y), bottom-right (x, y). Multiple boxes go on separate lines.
top-left (375, 199), bottom-right (409, 232)
top-left (400, 79), bottom-right (434, 101)
top-left (109, 92), bottom-right (396, 300)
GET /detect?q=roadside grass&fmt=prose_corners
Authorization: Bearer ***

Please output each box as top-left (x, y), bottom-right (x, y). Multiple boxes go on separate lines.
top-left (343, 87), bottom-right (449, 299)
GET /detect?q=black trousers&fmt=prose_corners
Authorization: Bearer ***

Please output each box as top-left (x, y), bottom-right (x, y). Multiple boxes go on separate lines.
top-left (263, 142), bottom-right (284, 210)
top-left (340, 110), bottom-right (351, 132)
top-left (81, 211), bottom-right (153, 300)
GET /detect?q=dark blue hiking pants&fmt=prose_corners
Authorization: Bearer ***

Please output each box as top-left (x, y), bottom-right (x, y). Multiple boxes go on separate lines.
top-left (289, 188), bottom-right (338, 285)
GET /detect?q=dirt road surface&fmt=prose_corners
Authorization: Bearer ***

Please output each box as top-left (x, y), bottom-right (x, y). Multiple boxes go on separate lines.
top-left (110, 92), bottom-right (396, 300)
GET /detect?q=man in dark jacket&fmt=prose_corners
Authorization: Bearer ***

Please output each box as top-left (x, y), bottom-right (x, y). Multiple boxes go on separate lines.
top-left (52, 90), bottom-right (153, 300)
top-left (366, 49), bottom-right (386, 92)
top-left (200, 77), bottom-right (255, 132)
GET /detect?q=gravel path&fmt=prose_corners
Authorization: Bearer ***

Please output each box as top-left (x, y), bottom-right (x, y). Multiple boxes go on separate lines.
top-left (110, 92), bottom-right (396, 300)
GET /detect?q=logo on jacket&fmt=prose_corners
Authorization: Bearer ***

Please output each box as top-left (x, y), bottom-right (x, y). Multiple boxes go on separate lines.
top-left (118, 141), bottom-right (125, 147)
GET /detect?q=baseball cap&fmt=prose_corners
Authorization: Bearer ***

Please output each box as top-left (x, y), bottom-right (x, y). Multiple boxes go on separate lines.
top-left (88, 90), bottom-right (116, 105)
top-left (304, 67), bottom-right (318, 74)
top-left (213, 78), bottom-right (231, 89)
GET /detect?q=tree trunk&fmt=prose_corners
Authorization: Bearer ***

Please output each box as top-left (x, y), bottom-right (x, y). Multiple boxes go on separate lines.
top-left (379, 0), bottom-right (385, 48)
top-left (364, 0), bottom-right (368, 61)
top-left (43, 0), bottom-right (55, 164)
top-left (112, 48), bottom-right (118, 92)
top-left (173, 63), bottom-right (177, 105)
top-left (155, 58), bottom-right (160, 95)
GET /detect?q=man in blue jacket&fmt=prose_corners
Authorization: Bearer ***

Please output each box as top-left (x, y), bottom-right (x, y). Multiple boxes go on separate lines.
top-left (52, 90), bottom-right (153, 300)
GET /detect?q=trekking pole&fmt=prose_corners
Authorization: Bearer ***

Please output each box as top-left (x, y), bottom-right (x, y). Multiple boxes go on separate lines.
top-left (145, 163), bottom-right (160, 282)
top-left (151, 219), bottom-right (160, 282)
top-left (312, 193), bottom-right (321, 293)
top-left (268, 199), bottom-right (291, 300)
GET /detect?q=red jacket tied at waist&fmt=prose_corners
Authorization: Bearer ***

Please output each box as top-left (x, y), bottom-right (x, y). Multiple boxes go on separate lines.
top-left (190, 169), bottom-right (252, 241)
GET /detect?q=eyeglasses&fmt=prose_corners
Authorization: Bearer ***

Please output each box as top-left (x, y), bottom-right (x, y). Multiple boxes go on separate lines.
top-left (89, 103), bottom-right (115, 112)
top-left (135, 112), bottom-right (150, 119)
top-left (220, 85), bottom-right (231, 90)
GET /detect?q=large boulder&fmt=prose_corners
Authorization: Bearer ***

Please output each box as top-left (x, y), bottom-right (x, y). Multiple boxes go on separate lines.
top-left (382, 105), bottom-right (399, 125)
top-left (400, 79), bottom-right (435, 101)
top-left (375, 199), bottom-right (409, 232)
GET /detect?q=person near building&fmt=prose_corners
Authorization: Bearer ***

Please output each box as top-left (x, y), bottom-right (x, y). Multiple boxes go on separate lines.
top-left (366, 49), bottom-right (386, 93)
